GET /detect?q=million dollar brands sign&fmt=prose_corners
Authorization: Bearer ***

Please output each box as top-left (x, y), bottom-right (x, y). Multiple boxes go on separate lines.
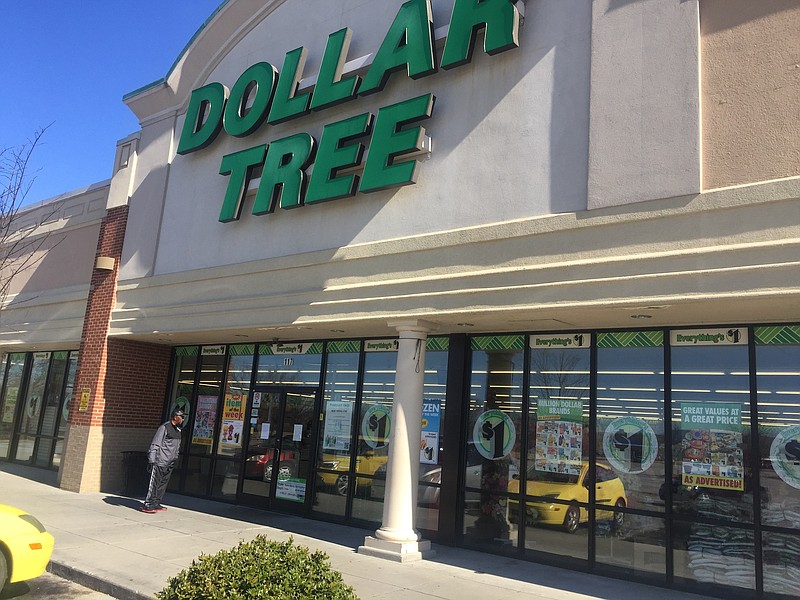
top-left (177, 0), bottom-right (522, 223)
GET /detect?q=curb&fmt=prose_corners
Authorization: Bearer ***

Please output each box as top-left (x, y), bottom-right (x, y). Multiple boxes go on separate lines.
top-left (48, 561), bottom-right (156, 600)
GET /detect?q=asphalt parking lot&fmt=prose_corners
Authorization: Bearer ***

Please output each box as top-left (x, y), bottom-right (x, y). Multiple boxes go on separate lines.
top-left (0, 571), bottom-right (113, 600)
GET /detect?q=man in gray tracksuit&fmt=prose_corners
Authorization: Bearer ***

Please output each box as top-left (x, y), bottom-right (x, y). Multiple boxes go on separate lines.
top-left (142, 409), bottom-right (184, 513)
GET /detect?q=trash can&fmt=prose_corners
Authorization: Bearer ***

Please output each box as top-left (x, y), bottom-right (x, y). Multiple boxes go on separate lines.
top-left (122, 451), bottom-right (149, 497)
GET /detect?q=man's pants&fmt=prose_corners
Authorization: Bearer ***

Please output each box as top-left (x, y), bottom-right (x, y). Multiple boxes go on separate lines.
top-left (144, 464), bottom-right (173, 508)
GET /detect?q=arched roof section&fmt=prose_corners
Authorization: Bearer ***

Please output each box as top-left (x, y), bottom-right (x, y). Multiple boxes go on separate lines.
top-left (123, 0), bottom-right (289, 123)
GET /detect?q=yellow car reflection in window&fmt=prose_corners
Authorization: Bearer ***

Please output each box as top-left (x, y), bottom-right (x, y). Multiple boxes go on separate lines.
top-left (0, 504), bottom-right (55, 592)
top-left (317, 451), bottom-right (389, 496)
top-left (508, 462), bottom-right (627, 533)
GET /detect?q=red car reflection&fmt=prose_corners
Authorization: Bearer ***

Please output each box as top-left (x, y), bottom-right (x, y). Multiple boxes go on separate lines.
top-left (245, 448), bottom-right (298, 481)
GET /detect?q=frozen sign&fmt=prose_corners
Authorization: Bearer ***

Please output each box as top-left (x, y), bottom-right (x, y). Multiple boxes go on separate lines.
top-left (420, 399), bottom-right (440, 465)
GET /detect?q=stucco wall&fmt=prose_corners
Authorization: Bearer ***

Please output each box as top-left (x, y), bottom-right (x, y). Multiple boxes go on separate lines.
top-left (701, 0), bottom-right (800, 189)
top-left (0, 185), bottom-right (107, 350)
top-left (110, 0), bottom-right (797, 341)
top-left (121, 0), bottom-right (593, 279)
top-left (587, 0), bottom-right (701, 209)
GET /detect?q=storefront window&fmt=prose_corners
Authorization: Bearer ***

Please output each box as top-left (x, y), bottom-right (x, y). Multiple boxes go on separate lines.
top-left (15, 352), bottom-right (50, 462)
top-left (762, 531), bottom-right (800, 598)
top-left (52, 352), bottom-right (78, 469)
top-left (0, 354), bottom-right (22, 459)
top-left (522, 334), bottom-right (589, 561)
top-left (216, 347), bottom-right (254, 459)
top-left (670, 328), bottom-right (754, 592)
top-left (212, 346), bottom-right (255, 500)
top-left (463, 336), bottom-right (524, 551)
top-left (595, 331), bottom-right (666, 578)
top-left (33, 351), bottom-right (69, 467)
top-left (314, 341), bottom-right (360, 519)
top-left (174, 346), bottom-right (225, 496)
top-left (351, 341), bottom-right (395, 524)
top-left (0, 355), bottom-right (6, 418)
top-left (417, 339), bottom-right (449, 533)
top-left (754, 326), bottom-right (800, 598)
top-left (254, 342), bottom-right (322, 387)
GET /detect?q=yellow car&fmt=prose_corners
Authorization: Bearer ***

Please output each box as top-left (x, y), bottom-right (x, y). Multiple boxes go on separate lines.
top-left (508, 462), bottom-right (627, 533)
top-left (0, 504), bottom-right (55, 591)
top-left (318, 450), bottom-right (388, 496)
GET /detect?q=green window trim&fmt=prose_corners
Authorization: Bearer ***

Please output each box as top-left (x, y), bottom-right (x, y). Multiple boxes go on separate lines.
top-left (471, 335), bottom-right (524, 351)
top-left (755, 325), bottom-right (800, 345)
top-left (597, 331), bottom-right (664, 348)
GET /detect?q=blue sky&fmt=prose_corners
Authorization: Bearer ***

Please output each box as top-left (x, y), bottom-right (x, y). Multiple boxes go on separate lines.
top-left (1, 1), bottom-right (223, 205)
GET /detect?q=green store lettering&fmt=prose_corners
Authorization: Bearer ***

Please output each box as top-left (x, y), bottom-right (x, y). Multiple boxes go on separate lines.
top-left (176, 0), bottom-right (521, 223)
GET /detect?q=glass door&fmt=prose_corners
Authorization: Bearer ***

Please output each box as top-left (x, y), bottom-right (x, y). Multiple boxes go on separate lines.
top-left (241, 387), bottom-right (318, 510)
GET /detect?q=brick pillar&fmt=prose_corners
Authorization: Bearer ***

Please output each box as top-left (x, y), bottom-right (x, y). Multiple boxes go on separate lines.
top-left (58, 205), bottom-right (171, 493)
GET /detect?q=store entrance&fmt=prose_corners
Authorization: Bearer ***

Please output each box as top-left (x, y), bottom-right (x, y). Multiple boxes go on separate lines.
top-left (240, 386), bottom-right (318, 511)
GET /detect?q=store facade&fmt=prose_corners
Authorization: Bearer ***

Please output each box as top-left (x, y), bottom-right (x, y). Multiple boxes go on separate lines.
top-left (0, 1), bottom-right (798, 598)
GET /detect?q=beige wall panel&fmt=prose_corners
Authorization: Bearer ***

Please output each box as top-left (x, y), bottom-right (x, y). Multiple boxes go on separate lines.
top-left (701, 0), bottom-right (800, 189)
top-left (111, 179), bottom-right (800, 343)
top-left (3, 222), bottom-right (100, 296)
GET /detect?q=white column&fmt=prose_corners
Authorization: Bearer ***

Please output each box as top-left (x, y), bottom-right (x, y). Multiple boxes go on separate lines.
top-left (358, 320), bottom-right (436, 562)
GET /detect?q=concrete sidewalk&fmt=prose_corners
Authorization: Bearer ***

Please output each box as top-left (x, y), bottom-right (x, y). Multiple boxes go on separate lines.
top-left (0, 464), bottom-right (712, 600)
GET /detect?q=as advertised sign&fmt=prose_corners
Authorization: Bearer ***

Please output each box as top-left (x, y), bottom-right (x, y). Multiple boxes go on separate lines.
top-left (770, 425), bottom-right (800, 490)
top-left (671, 328), bottom-right (747, 346)
top-left (362, 404), bottom-right (391, 449)
top-left (473, 409), bottom-right (516, 460)
top-left (420, 399), bottom-right (440, 465)
top-left (602, 416), bottom-right (659, 474)
top-left (680, 402), bottom-right (744, 491)
top-left (535, 398), bottom-right (583, 475)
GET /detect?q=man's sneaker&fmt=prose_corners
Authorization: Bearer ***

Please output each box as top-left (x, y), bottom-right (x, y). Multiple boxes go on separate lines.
top-left (141, 506), bottom-right (157, 514)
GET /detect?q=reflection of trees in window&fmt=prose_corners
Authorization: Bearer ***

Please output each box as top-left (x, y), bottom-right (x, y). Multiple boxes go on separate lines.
top-left (226, 354), bottom-right (253, 399)
top-left (473, 350), bottom-right (521, 541)
top-left (530, 349), bottom-right (588, 402)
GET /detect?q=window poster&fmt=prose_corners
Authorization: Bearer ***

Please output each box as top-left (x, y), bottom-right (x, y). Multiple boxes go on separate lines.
top-left (220, 392), bottom-right (246, 447)
top-left (192, 395), bottom-right (217, 446)
top-left (420, 399), bottom-right (441, 465)
top-left (473, 409), bottom-right (516, 461)
top-left (323, 401), bottom-right (353, 451)
top-left (769, 425), bottom-right (800, 490)
top-left (602, 416), bottom-right (659, 474)
top-left (535, 398), bottom-right (583, 475)
top-left (275, 478), bottom-right (306, 503)
top-left (680, 402), bottom-right (744, 491)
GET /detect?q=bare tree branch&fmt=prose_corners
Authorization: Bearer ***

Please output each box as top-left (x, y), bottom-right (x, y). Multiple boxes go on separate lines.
top-left (0, 125), bottom-right (61, 312)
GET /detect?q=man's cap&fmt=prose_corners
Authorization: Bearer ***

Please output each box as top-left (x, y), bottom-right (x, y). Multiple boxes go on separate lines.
top-left (172, 409), bottom-right (185, 418)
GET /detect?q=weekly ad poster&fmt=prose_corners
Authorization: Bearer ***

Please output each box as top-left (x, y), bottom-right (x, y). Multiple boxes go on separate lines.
top-left (220, 393), bottom-right (246, 448)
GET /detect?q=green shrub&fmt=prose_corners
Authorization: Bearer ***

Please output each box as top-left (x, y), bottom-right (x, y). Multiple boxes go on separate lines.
top-left (156, 535), bottom-right (359, 599)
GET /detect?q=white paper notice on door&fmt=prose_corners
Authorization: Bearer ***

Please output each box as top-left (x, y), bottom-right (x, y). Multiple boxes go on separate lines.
top-left (293, 423), bottom-right (303, 441)
top-left (261, 422), bottom-right (270, 439)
